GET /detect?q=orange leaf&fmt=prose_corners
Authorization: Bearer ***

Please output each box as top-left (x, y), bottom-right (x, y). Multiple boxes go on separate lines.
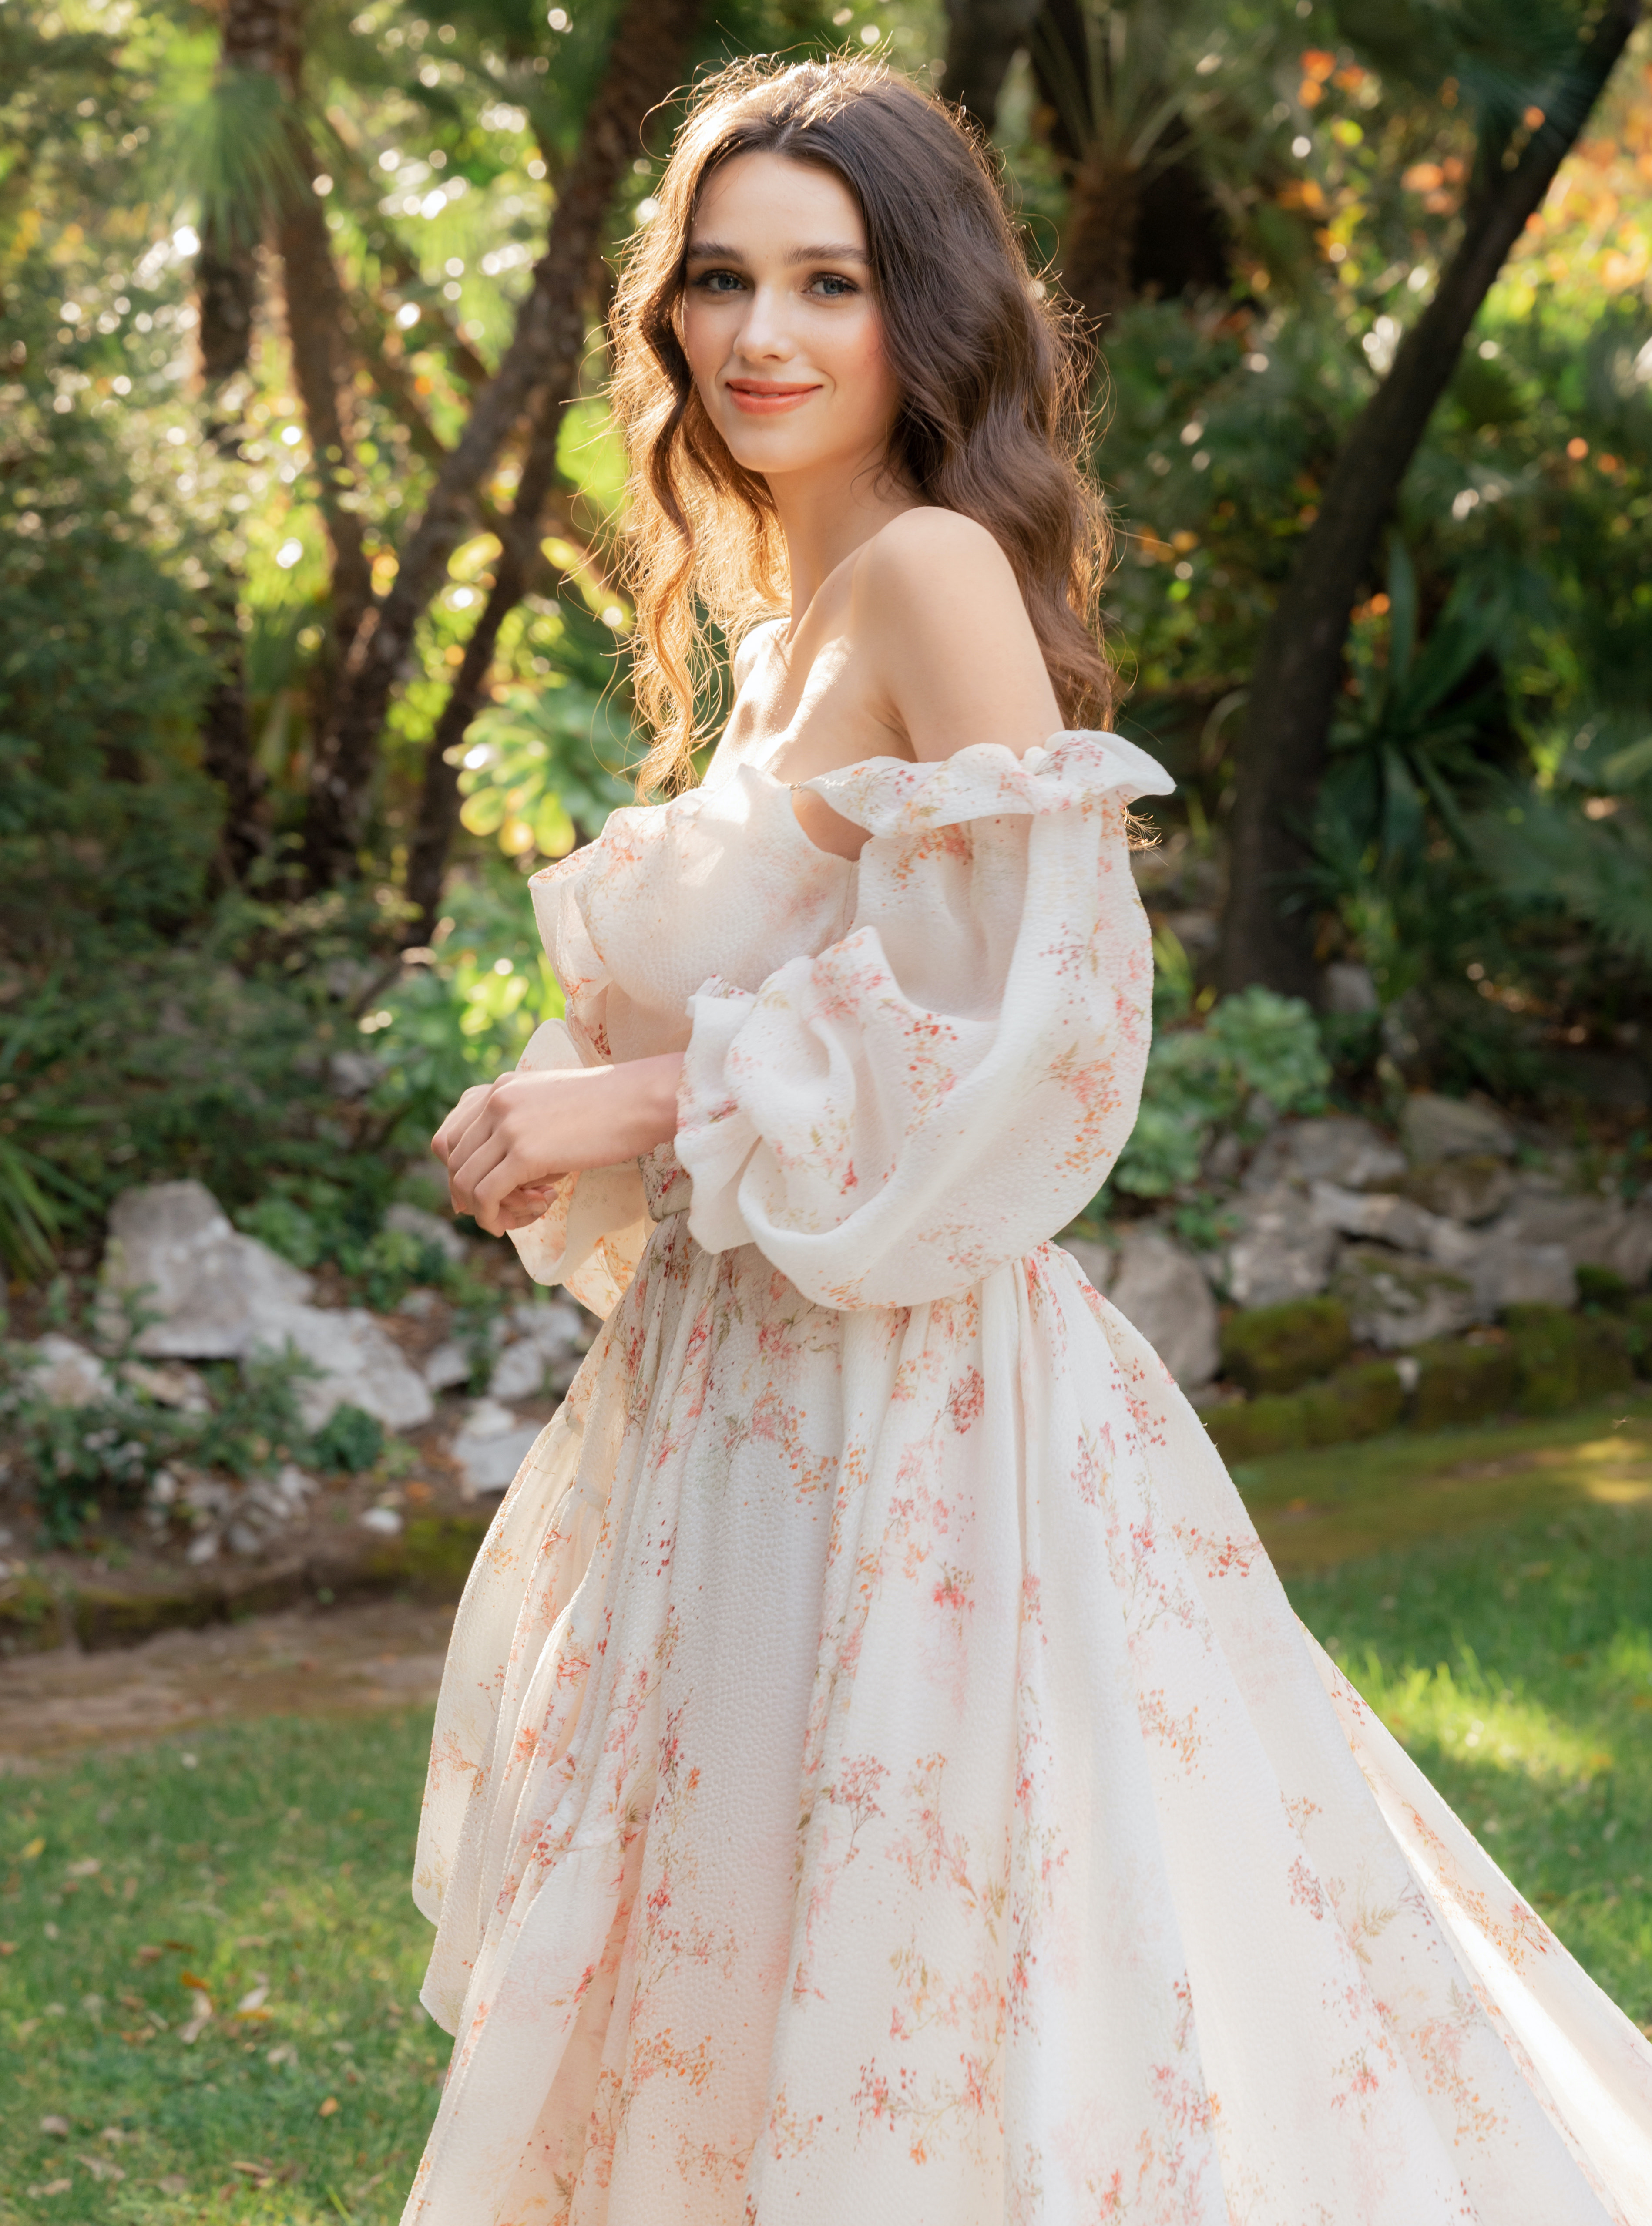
top-left (319, 2096), bottom-right (341, 2118)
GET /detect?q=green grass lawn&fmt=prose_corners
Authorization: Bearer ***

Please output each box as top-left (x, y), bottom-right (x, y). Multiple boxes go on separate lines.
top-left (2, 1402), bottom-right (1650, 2222)
top-left (0, 1715), bottom-right (449, 2224)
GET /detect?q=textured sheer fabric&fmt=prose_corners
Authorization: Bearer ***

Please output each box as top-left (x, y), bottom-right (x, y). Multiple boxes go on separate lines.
top-left (405, 733), bottom-right (1652, 2226)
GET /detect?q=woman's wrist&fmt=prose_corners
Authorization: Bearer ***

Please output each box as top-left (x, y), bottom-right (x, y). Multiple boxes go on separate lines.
top-left (606, 1052), bottom-right (684, 1161)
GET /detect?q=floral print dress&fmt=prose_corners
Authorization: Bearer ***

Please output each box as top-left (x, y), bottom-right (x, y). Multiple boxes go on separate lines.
top-left (403, 732), bottom-right (1652, 2226)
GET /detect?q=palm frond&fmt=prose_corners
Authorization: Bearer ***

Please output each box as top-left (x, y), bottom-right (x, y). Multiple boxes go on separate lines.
top-left (176, 69), bottom-right (305, 249)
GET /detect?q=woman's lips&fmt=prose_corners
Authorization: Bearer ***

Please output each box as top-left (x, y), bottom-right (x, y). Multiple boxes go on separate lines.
top-left (724, 381), bottom-right (820, 415)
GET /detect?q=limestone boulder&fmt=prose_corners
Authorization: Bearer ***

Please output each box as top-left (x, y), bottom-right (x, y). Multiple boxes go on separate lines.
top-left (1489, 1190), bottom-right (1652, 1287)
top-left (245, 1301), bottom-right (434, 1433)
top-left (1332, 1247), bottom-right (1477, 1350)
top-left (17, 1334), bottom-right (114, 1408)
top-left (1470, 1237), bottom-right (1577, 1317)
top-left (1400, 1093), bottom-right (1515, 1165)
top-left (451, 1399), bottom-right (544, 1498)
top-left (1396, 1154), bottom-right (1515, 1227)
top-left (1105, 1232), bottom-right (1220, 1390)
top-left (488, 1299), bottom-right (589, 1403)
top-left (1226, 1187), bottom-right (1340, 1309)
top-left (99, 1180), bottom-right (313, 1360)
top-left (1244, 1116), bottom-right (1406, 1196)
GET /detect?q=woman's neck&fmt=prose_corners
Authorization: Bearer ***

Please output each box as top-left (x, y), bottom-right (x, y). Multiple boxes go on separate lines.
top-left (766, 454), bottom-right (917, 636)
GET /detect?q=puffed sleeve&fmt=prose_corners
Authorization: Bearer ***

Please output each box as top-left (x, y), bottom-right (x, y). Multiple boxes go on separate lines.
top-left (505, 1018), bottom-right (653, 1317)
top-left (673, 730), bottom-right (1174, 1310)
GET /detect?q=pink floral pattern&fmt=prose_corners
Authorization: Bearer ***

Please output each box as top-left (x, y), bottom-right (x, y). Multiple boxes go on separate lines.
top-left (404, 733), bottom-right (1652, 2226)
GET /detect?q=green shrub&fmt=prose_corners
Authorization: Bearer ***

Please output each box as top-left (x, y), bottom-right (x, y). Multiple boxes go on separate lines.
top-left (1205, 1360), bottom-right (1403, 1462)
top-left (1628, 1298), bottom-right (1652, 1378)
top-left (1504, 1305), bottom-right (1634, 1416)
top-left (1575, 1264), bottom-right (1632, 1312)
top-left (309, 1402), bottom-right (386, 1475)
top-left (1111, 987), bottom-right (1332, 1199)
top-left (1412, 1338), bottom-right (1519, 1431)
top-left (1221, 1298), bottom-right (1353, 1395)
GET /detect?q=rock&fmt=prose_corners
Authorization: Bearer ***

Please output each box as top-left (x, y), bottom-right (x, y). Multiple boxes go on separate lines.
top-left (185, 1530), bottom-right (220, 1565)
top-left (359, 1505), bottom-right (403, 1536)
top-left (1491, 1192), bottom-right (1652, 1288)
top-left (1323, 962), bottom-right (1379, 1015)
top-left (450, 1399), bottom-right (544, 1499)
top-left (1396, 1155), bottom-right (1515, 1227)
top-left (1226, 1187), bottom-right (1339, 1309)
top-left (489, 1299), bottom-right (590, 1403)
top-left (1332, 1246), bottom-right (1477, 1350)
top-left (384, 1203), bottom-right (467, 1264)
top-left (245, 1302), bottom-right (434, 1432)
top-left (244, 1464), bottom-right (317, 1525)
top-left (1106, 1232), bottom-right (1220, 1390)
top-left (18, 1335), bottom-right (114, 1408)
top-left (1400, 1093), bottom-right (1515, 1165)
top-left (99, 1180), bottom-right (313, 1361)
top-left (119, 1358), bottom-right (212, 1412)
top-left (1243, 1117), bottom-right (1406, 1196)
top-left (1061, 1237), bottom-right (1117, 1297)
top-left (1470, 1237), bottom-right (1577, 1317)
top-left (1309, 1181), bottom-right (1444, 1256)
top-left (422, 1341), bottom-right (473, 1393)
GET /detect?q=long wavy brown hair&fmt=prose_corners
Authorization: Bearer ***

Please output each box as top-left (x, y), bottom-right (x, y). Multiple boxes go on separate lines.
top-left (608, 54), bottom-right (1114, 796)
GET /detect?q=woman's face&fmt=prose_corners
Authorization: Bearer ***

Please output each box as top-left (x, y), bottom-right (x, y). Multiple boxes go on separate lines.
top-left (680, 151), bottom-right (902, 489)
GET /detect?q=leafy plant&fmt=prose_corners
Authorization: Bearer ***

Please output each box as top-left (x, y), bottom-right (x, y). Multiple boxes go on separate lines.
top-left (1111, 985), bottom-right (1332, 1198)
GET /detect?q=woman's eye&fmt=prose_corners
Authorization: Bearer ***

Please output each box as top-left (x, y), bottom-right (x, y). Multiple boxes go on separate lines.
top-left (812, 273), bottom-right (856, 297)
top-left (693, 269), bottom-right (745, 294)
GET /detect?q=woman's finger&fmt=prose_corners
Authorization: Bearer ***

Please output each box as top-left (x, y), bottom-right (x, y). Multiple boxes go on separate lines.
top-left (433, 1084), bottom-right (492, 1166)
top-left (448, 1129), bottom-right (513, 1222)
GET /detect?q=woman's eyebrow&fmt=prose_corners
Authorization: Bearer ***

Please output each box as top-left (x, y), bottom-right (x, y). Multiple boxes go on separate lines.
top-left (685, 239), bottom-right (868, 265)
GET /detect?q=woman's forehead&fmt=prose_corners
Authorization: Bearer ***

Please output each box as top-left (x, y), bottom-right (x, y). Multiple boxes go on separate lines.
top-left (690, 151), bottom-right (865, 248)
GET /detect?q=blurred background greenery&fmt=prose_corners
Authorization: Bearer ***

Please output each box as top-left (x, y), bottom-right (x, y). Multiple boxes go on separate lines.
top-left (1, 0), bottom-right (1649, 1264)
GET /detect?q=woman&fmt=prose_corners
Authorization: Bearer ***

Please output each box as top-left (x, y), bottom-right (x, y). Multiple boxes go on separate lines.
top-left (406, 56), bottom-right (1652, 2226)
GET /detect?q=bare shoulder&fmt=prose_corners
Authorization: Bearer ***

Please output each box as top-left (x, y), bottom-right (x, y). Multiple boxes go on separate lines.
top-left (855, 506), bottom-right (1023, 608)
top-left (852, 508), bottom-right (1061, 761)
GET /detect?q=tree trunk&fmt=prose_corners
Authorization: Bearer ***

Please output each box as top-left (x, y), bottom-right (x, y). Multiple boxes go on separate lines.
top-left (275, 161), bottom-right (374, 655)
top-left (197, 226), bottom-right (259, 386)
top-left (300, 0), bottom-right (702, 893)
top-left (1060, 139), bottom-right (1142, 332)
top-left (940, 0), bottom-right (1044, 133)
top-left (1219, 0), bottom-right (1640, 999)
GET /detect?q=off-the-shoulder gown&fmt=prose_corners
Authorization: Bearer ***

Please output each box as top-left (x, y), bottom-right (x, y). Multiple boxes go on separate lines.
top-left (401, 733), bottom-right (1652, 2226)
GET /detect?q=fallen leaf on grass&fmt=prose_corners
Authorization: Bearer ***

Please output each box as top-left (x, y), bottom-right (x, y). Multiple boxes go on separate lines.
top-left (66, 1857), bottom-right (101, 1878)
top-left (78, 2154), bottom-right (125, 2184)
top-left (235, 1985), bottom-right (270, 2014)
top-left (267, 2042), bottom-right (297, 2067)
top-left (98, 2128), bottom-right (129, 2145)
top-left (135, 1945), bottom-right (165, 1965)
top-left (157, 2173), bottom-right (189, 2196)
top-left (318, 2095), bottom-right (340, 2117)
top-left (21, 1836), bottom-right (45, 1860)
top-left (0, 1940), bottom-right (16, 1955)
top-left (26, 2181), bottom-right (71, 2199)
top-left (40, 2115), bottom-right (71, 2136)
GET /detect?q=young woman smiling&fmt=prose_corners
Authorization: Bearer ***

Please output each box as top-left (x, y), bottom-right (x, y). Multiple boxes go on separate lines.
top-left (405, 57), bottom-right (1652, 2226)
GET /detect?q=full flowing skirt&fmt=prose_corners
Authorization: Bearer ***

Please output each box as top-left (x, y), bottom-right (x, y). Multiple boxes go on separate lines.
top-left (403, 1214), bottom-right (1652, 2226)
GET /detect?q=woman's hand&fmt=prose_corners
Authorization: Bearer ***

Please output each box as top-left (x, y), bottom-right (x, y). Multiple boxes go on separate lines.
top-left (432, 1055), bottom-right (684, 1237)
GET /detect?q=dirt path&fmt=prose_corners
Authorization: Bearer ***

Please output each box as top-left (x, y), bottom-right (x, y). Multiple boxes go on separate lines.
top-left (0, 1597), bottom-right (455, 1768)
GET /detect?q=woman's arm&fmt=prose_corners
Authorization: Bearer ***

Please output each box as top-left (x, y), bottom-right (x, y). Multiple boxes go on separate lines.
top-left (433, 1053), bottom-right (683, 1236)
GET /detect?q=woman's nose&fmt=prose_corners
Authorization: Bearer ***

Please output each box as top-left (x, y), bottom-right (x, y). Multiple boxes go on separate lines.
top-left (735, 284), bottom-right (796, 362)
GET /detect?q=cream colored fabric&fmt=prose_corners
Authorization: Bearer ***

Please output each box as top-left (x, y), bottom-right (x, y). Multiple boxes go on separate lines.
top-left (408, 733), bottom-right (1652, 2226)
